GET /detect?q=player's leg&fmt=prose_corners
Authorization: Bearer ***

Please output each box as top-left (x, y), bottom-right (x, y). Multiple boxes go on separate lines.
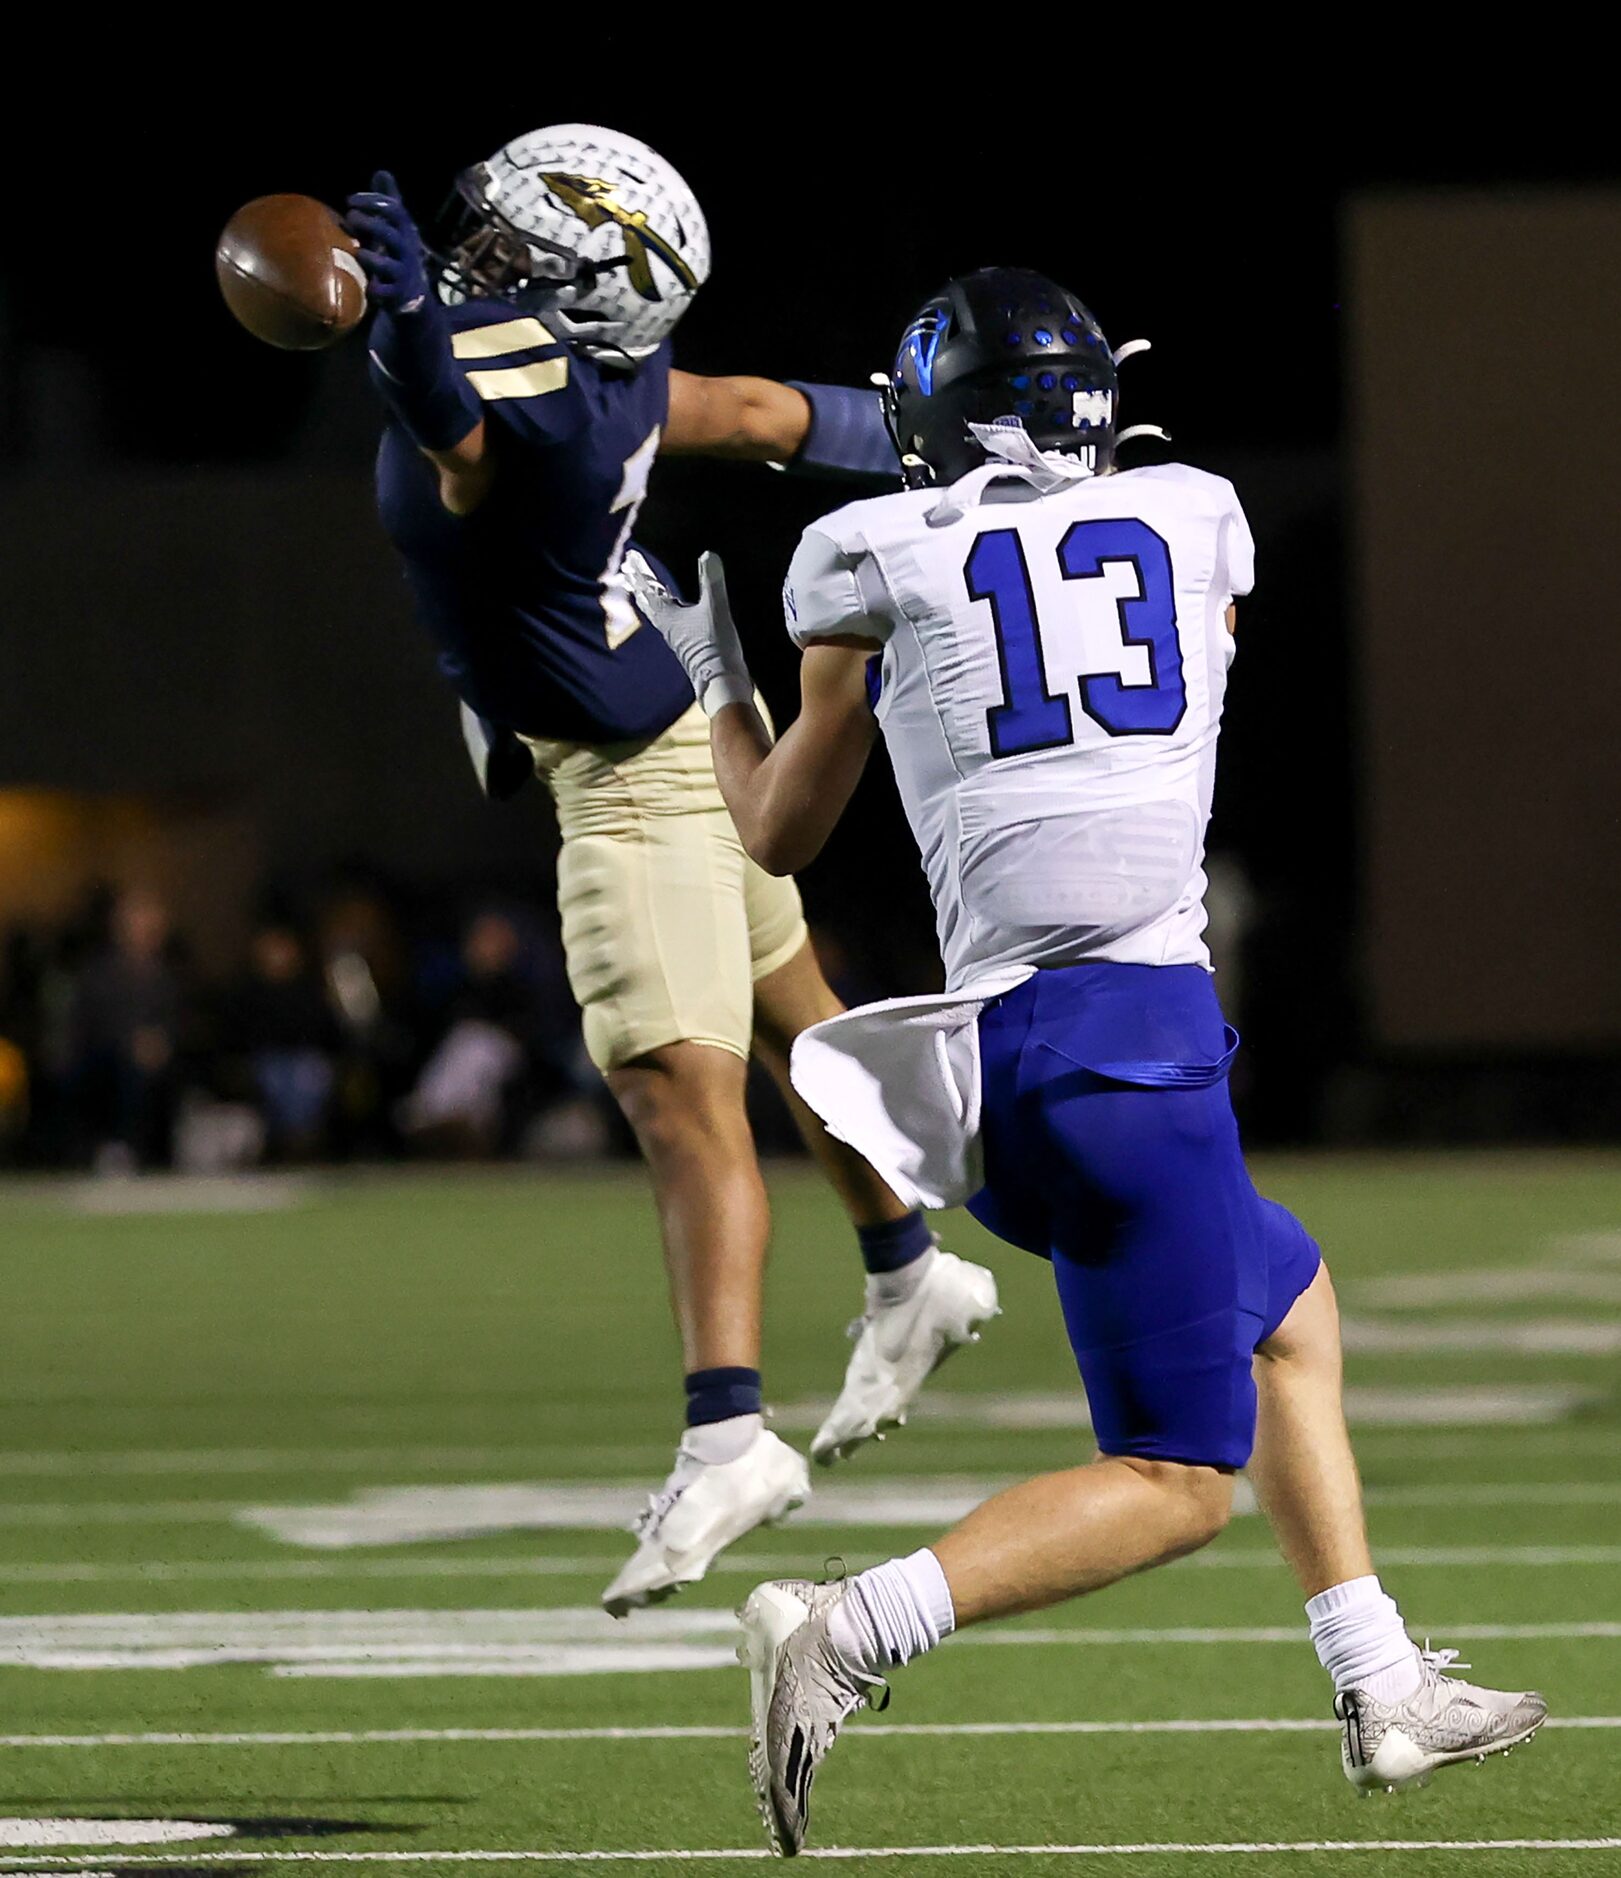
top-left (606, 1039), bottom-right (768, 1378)
top-left (1249, 1235), bottom-right (1547, 1791)
top-left (746, 906), bottom-right (1000, 1464)
top-left (925, 1453), bottom-right (1232, 1617)
top-left (739, 967), bottom-right (1255, 1852)
top-left (1250, 1254), bottom-right (1374, 1596)
top-left (539, 715), bottom-right (809, 1615)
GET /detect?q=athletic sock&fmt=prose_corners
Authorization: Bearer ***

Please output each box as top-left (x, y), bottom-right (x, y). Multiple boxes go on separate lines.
top-left (826, 1547), bottom-right (956, 1674)
top-left (684, 1365), bottom-right (763, 1429)
top-left (1306, 1574), bottom-right (1423, 1703)
top-left (682, 1411), bottom-right (763, 1466)
top-left (858, 1212), bottom-right (933, 1276)
top-left (858, 1214), bottom-right (937, 1307)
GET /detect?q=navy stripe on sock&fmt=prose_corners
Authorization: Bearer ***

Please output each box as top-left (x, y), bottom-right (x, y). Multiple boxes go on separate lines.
top-left (857, 1210), bottom-right (933, 1275)
top-left (684, 1365), bottom-right (762, 1426)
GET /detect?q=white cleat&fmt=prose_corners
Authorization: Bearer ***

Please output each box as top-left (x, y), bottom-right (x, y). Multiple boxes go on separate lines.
top-left (1337, 1643), bottom-right (1548, 1794)
top-left (738, 1577), bottom-right (889, 1857)
top-left (811, 1249), bottom-right (1000, 1466)
top-left (601, 1429), bottom-right (810, 1619)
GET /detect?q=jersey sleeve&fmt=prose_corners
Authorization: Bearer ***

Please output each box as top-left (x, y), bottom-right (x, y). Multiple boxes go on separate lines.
top-left (783, 523), bottom-right (892, 648)
top-left (1214, 483), bottom-right (1256, 600)
top-left (448, 311), bottom-right (585, 448)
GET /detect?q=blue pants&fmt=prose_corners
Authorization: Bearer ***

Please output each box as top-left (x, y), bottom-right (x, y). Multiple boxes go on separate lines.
top-left (967, 964), bottom-right (1320, 1470)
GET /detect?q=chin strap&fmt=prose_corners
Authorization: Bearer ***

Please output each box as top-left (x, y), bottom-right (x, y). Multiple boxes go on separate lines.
top-left (967, 419), bottom-right (1094, 489)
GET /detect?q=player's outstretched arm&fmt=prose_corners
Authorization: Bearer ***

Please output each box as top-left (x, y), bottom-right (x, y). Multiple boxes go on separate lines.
top-left (346, 173), bottom-right (491, 515)
top-left (665, 374), bottom-right (898, 483)
top-left (664, 373), bottom-right (813, 461)
top-left (629, 555), bottom-right (878, 873)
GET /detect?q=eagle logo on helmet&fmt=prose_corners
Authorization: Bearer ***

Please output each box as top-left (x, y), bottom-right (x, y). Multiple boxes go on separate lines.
top-left (538, 172), bottom-right (699, 302)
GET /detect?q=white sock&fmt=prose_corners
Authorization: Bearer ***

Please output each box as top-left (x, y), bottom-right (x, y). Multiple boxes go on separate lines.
top-left (1306, 1574), bottom-right (1422, 1703)
top-left (827, 1547), bottom-right (955, 1674)
top-left (681, 1412), bottom-right (762, 1466)
top-left (867, 1243), bottom-right (939, 1311)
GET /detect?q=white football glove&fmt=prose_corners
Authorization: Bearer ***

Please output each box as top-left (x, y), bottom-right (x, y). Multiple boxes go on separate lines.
top-left (628, 550), bottom-right (755, 716)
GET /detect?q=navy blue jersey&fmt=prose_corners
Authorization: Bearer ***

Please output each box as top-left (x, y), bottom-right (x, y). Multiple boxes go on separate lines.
top-left (375, 300), bottom-right (695, 745)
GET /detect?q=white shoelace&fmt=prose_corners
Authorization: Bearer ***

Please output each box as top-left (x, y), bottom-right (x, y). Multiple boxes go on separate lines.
top-left (631, 1460), bottom-right (700, 1537)
top-left (1419, 1640), bottom-right (1472, 1680)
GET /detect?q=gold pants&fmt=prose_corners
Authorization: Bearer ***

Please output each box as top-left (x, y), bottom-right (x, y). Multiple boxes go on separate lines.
top-left (525, 702), bottom-right (807, 1072)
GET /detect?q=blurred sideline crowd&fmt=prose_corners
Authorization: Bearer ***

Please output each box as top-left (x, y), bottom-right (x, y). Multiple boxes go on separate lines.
top-left (0, 881), bottom-right (874, 1173)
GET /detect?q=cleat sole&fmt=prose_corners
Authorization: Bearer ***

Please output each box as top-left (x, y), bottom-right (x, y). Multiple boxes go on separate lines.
top-left (810, 1291), bottom-right (1001, 1469)
top-left (1354, 1714), bottom-right (1547, 1794)
top-left (738, 1585), bottom-right (814, 1858)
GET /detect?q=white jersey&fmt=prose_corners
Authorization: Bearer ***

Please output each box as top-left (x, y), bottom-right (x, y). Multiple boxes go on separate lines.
top-left (784, 456), bottom-right (1253, 990)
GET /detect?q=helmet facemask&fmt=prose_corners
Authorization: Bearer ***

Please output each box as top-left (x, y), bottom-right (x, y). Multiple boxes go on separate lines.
top-left (431, 166), bottom-right (634, 313)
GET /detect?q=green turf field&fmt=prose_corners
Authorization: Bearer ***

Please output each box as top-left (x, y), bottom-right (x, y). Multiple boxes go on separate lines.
top-left (0, 1155), bottom-right (1617, 1875)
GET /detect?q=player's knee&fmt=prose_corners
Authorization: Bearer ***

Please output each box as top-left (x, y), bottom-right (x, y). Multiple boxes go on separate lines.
top-left (610, 1050), bottom-right (750, 1166)
top-left (1115, 1456), bottom-right (1234, 1555)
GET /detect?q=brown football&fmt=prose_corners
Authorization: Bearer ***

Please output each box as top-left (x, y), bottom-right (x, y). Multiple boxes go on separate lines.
top-left (215, 194), bottom-right (367, 351)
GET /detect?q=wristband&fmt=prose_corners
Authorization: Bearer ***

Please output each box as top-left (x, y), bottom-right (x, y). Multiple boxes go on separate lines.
top-left (783, 382), bottom-right (900, 484)
top-left (366, 304), bottom-right (480, 453)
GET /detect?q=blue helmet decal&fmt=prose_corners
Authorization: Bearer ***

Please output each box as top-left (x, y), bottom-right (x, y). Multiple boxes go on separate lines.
top-left (897, 304), bottom-right (952, 396)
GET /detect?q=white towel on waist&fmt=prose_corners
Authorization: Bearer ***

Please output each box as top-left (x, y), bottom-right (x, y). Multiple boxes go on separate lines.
top-left (788, 967), bottom-right (1034, 1211)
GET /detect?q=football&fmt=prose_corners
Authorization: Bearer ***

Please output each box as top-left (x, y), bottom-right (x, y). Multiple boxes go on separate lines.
top-left (215, 194), bottom-right (368, 351)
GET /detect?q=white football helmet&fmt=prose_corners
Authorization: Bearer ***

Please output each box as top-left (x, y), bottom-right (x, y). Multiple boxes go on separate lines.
top-left (433, 125), bottom-right (710, 362)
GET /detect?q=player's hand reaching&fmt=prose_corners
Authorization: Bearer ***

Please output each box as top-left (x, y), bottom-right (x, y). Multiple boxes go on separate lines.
top-left (343, 172), bottom-right (478, 464)
top-left (629, 552), bottom-right (756, 717)
top-left (345, 173), bottom-right (432, 316)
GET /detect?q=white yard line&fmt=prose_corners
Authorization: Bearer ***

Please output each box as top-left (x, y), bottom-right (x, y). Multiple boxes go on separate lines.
top-left (1358, 1269), bottom-right (1621, 1307)
top-left (1189, 1545), bottom-right (1621, 1567)
top-left (2, 1419), bottom-right (1613, 1480)
top-left (1340, 1317), bottom-right (1621, 1355)
top-left (50, 1175), bottom-right (314, 1215)
top-left (0, 1448), bottom-right (665, 1480)
top-left (964, 1622), bottom-right (1621, 1646)
top-left (1360, 1482), bottom-right (1621, 1506)
top-left (775, 1384), bottom-right (1596, 1432)
top-left (0, 1505), bottom-right (245, 1527)
top-left (0, 1538), bottom-right (1617, 1587)
top-left (0, 1717), bottom-right (1614, 1749)
top-left (2, 1838), bottom-right (1620, 1864)
top-left (0, 1558), bottom-right (654, 1584)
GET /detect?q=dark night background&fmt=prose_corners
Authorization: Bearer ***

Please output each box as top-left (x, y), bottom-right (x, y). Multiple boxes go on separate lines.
top-left (1, 71), bottom-right (1617, 1167)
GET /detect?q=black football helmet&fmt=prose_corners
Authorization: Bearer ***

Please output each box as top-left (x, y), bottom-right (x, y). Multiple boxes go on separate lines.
top-left (887, 267), bottom-right (1133, 488)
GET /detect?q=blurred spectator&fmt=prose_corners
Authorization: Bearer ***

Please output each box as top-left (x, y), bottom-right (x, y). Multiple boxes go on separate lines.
top-left (67, 887), bottom-right (185, 1171)
top-left (230, 923), bottom-right (341, 1160)
top-left (0, 877), bottom-right (906, 1170)
top-left (316, 882), bottom-right (418, 1158)
top-left (398, 909), bottom-right (546, 1156)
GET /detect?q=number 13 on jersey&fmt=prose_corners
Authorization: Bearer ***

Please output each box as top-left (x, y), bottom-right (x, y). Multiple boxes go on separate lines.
top-left (967, 517), bottom-right (1186, 757)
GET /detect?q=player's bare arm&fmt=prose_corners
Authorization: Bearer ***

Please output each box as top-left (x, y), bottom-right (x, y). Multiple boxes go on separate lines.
top-left (711, 643), bottom-right (879, 874)
top-left (630, 553), bottom-right (879, 873)
top-left (664, 373), bottom-right (812, 461)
